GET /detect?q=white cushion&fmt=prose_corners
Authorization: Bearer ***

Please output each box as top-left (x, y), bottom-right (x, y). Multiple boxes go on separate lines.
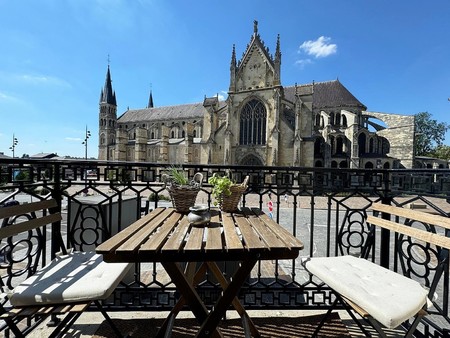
top-left (304, 255), bottom-right (428, 329)
top-left (10, 251), bottom-right (132, 306)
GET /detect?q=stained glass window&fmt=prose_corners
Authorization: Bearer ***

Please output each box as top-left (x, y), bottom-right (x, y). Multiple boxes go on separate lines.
top-left (239, 99), bottom-right (267, 145)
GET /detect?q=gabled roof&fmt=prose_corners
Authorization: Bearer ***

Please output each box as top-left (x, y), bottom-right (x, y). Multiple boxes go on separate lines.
top-left (284, 80), bottom-right (366, 110)
top-left (30, 153), bottom-right (58, 159)
top-left (238, 20), bottom-right (275, 71)
top-left (118, 102), bottom-right (229, 124)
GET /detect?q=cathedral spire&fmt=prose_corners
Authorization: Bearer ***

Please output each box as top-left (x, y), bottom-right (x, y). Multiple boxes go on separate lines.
top-left (231, 44), bottom-right (236, 68)
top-left (275, 34), bottom-right (281, 62)
top-left (148, 90), bottom-right (154, 108)
top-left (229, 44), bottom-right (237, 92)
top-left (99, 65), bottom-right (116, 106)
top-left (253, 20), bottom-right (258, 35)
top-left (274, 33), bottom-right (281, 86)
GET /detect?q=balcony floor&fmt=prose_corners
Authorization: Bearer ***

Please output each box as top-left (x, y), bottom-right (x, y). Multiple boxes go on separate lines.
top-left (25, 309), bottom-right (406, 337)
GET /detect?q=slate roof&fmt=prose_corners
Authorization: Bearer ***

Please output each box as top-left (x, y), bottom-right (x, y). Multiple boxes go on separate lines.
top-left (118, 80), bottom-right (365, 124)
top-left (118, 101), bottom-right (227, 123)
top-left (30, 153), bottom-right (58, 159)
top-left (284, 80), bottom-right (366, 110)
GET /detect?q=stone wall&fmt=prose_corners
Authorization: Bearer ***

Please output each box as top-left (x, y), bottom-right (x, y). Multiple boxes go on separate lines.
top-left (364, 111), bottom-right (415, 168)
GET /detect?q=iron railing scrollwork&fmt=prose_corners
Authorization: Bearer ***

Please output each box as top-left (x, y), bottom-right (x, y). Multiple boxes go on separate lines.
top-left (0, 158), bottom-right (450, 336)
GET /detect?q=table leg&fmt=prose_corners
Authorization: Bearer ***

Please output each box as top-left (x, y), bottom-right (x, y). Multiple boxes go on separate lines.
top-left (161, 261), bottom-right (224, 338)
top-left (156, 263), bottom-right (209, 337)
top-left (206, 261), bottom-right (261, 337)
top-left (196, 259), bottom-right (258, 338)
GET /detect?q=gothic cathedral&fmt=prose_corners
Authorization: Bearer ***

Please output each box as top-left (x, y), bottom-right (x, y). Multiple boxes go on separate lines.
top-left (98, 21), bottom-right (415, 169)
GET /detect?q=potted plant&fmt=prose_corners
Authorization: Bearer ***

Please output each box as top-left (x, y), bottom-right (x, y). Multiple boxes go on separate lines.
top-left (162, 166), bottom-right (203, 213)
top-left (208, 174), bottom-right (249, 212)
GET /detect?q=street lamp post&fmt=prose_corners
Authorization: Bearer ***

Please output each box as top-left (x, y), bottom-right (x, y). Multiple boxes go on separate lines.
top-left (81, 126), bottom-right (91, 160)
top-left (81, 126), bottom-right (91, 194)
top-left (9, 134), bottom-right (18, 158)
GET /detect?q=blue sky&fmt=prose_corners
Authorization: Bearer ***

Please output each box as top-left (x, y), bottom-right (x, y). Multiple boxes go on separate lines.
top-left (1, 0), bottom-right (449, 158)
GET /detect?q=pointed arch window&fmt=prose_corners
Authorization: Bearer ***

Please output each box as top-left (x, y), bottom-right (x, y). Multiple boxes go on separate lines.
top-left (239, 99), bottom-right (266, 145)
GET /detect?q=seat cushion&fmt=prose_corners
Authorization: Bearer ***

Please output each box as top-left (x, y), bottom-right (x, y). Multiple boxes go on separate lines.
top-left (10, 251), bottom-right (132, 306)
top-left (304, 255), bottom-right (428, 329)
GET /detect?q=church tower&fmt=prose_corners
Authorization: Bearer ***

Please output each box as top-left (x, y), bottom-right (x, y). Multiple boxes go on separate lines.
top-left (98, 65), bottom-right (117, 161)
top-left (225, 20), bottom-right (283, 166)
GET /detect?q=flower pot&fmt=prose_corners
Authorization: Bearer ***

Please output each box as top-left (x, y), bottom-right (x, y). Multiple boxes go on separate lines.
top-left (163, 172), bottom-right (203, 213)
top-left (219, 176), bottom-right (249, 212)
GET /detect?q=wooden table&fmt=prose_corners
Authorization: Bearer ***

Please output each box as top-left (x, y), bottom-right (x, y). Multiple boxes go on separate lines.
top-left (96, 207), bottom-right (304, 338)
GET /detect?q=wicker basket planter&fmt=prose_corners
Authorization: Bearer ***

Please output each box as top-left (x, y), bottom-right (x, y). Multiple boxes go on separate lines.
top-left (163, 172), bottom-right (203, 213)
top-left (210, 175), bottom-right (249, 212)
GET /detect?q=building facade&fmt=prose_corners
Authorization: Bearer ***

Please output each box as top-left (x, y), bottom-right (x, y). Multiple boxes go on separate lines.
top-left (98, 22), bottom-right (415, 169)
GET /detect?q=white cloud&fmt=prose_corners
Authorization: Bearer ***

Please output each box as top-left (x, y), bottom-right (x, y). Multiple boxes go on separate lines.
top-left (0, 91), bottom-right (18, 101)
top-left (17, 74), bottom-right (71, 87)
top-left (299, 36), bottom-right (337, 58)
top-left (295, 59), bottom-right (313, 69)
top-left (218, 91), bottom-right (227, 101)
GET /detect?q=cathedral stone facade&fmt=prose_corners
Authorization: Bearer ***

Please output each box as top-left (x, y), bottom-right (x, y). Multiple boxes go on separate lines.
top-left (98, 22), bottom-right (415, 169)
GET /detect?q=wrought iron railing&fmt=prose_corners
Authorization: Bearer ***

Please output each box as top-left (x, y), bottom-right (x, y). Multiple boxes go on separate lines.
top-left (1, 158), bottom-right (450, 336)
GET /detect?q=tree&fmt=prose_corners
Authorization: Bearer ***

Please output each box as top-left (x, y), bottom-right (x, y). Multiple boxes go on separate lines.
top-left (431, 145), bottom-right (450, 161)
top-left (415, 112), bottom-right (449, 156)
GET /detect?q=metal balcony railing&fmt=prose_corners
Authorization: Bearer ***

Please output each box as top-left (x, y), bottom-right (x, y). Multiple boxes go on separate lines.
top-left (1, 158), bottom-right (450, 337)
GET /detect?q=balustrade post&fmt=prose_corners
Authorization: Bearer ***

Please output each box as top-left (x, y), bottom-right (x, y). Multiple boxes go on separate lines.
top-left (50, 162), bottom-right (63, 259)
top-left (379, 170), bottom-right (392, 268)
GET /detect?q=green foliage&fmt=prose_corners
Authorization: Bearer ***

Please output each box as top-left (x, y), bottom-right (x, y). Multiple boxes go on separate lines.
top-left (167, 166), bottom-right (189, 185)
top-left (14, 170), bottom-right (29, 181)
top-left (415, 112), bottom-right (449, 156)
top-left (208, 174), bottom-right (234, 206)
top-left (430, 145), bottom-right (450, 161)
top-left (147, 193), bottom-right (170, 201)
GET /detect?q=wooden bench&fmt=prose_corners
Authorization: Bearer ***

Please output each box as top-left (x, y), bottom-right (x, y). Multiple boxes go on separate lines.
top-left (0, 199), bottom-right (131, 337)
top-left (304, 202), bottom-right (450, 337)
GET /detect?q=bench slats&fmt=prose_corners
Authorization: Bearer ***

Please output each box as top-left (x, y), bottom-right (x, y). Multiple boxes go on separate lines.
top-left (371, 203), bottom-right (450, 230)
top-left (367, 215), bottom-right (450, 250)
top-left (68, 302), bottom-right (91, 313)
top-left (0, 199), bottom-right (58, 219)
top-left (0, 213), bottom-right (62, 240)
top-left (0, 307), bottom-right (24, 319)
top-left (0, 302), bottom-right (92, 319)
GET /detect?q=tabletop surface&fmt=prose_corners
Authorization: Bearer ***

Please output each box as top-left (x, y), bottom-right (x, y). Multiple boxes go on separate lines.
top-left (96, 207), bottom-right (304, 263)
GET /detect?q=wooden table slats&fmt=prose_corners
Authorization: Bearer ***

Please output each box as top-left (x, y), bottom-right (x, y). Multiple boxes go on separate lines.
top-left (241, 208), bottom-right (286, 249)
top-left (117, 208), bottom-right (175, 252)
top-left (222, 212), bottom-right (244, 251)
top-left (184, 226), bottom-right (205, 252)
top-left (98, 208), bottom-right (303, 262)
top-left (162, 217), bottom-right (191, 252)
top-left (233, 213), bottom-right (266, 250)
top-left (205, 212), bottom-right (223, 251)
top-left (251, 208), bottom-right (303, 249)
top-left (140, 212), bottom-right (183, 251)
top-left (96, 208), bottom-right (167, 253)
